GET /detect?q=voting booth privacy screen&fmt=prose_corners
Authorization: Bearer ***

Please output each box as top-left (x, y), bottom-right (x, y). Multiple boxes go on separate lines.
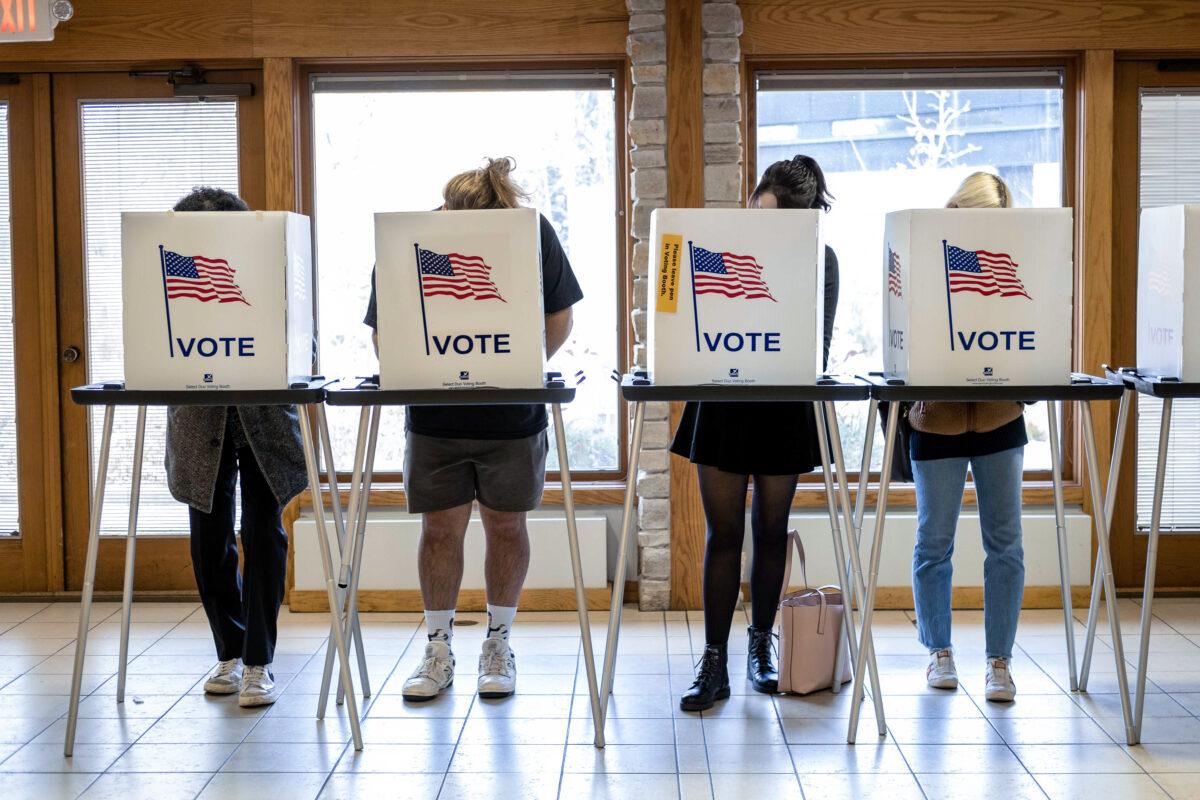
top-left (1138, 205), bottom-right (1200, 380)
top-left (374, 208), bottom-right (546, 390)
top-left (121, 211), bottom-right (314, 391)
top-left (648, 208), bottom-right (824, 386)
top-left (883, 209), bottom-right (1073, 385)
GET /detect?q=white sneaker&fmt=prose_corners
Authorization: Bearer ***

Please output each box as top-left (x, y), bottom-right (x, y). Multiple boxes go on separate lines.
top-left (204, 659), bottom-right (242, 695)
top-left (926, 649), bottom-right (959, 690)
top-left (402, 640), bottom-right (455, 702)
top-left (238, 664), bottom-right (279, 707)
top-left (478, 637), bottom-right (517, 699)
top-left (985, 658), bottom-right (1017, 702)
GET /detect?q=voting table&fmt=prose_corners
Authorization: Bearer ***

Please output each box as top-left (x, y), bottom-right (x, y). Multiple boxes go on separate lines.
top-left (1073, 368), bottom-right (1200, 744)
top-left (61, 379), bottom-right (369, 754)
top-left (598, 374), bottom-right (879, 747)
top-left (321, 374), bottom-right (605, 744)
top-left (848, 374), bottom-right (1136, 745)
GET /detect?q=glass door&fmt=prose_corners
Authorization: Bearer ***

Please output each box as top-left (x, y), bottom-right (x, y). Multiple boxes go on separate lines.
top-left (1112, 61), bottom-right (1200, 588)
top-left (0, 76), bottom-right (54, 593)
top-left (54, 71), bottom-right (263, 592)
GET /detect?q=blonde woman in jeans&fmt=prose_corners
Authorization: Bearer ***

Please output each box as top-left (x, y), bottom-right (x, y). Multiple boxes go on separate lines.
top-left (910, 172), bottom-right (1024, 702)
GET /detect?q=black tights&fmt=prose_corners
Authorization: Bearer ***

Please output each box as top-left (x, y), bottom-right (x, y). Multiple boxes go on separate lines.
top-left (697, 465), bottom-right (799, 648)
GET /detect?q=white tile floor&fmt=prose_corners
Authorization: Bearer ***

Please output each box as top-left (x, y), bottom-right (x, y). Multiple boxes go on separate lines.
top-left (1, 598), bottom-right (1200, 798)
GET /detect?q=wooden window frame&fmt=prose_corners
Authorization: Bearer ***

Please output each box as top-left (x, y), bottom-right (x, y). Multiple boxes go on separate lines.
top-left (743, 55), bottom-right (1083, 508)
top-left (296, 59), bottom-right (631, 495)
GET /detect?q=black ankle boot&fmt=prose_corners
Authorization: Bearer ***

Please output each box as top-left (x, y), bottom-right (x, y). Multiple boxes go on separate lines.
top-left (680, 644), bottom-right (730, 711)
top-left (747, 626), bottom-right (779, 694)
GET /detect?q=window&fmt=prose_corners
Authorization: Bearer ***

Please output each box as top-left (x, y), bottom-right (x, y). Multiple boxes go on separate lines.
top-left (309, 72), bottom-right (621, 476)
top-left (80, 100), bottom-right (241, 535)
top-left (755, 69), bottom-right (1066, 472)
top-left (1136, 92), bottom-right (1200, 531)
top-left (0, 104), bottom-right (14, 537)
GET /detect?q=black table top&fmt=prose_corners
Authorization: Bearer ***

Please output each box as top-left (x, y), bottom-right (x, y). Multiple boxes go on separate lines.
top-left (325, 376), bottom-right (576, 407)
top-left (70, 378), bottom-right (333, 407)
top-left (617, 373), bottom-right (872, 402)
top-left (1106, 367), bottom-right (1200, 399)
top-left (863, 373), bottom-right (1124, 402)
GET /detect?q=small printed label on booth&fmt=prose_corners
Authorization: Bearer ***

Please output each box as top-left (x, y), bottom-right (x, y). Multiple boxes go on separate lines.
top-left (656, 234), bottom-right (683, 313)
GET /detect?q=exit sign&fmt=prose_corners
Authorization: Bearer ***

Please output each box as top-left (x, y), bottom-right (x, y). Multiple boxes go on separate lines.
top-left (0, 0), bottom-right (72, 43)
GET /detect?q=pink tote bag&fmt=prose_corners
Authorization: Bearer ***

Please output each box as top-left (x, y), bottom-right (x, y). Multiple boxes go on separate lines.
top-left (776, 531), bottom-right (852, 695)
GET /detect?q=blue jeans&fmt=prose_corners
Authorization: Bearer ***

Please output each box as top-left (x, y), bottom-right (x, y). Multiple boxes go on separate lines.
top-left (911, 445), bottom-right (1025, 660)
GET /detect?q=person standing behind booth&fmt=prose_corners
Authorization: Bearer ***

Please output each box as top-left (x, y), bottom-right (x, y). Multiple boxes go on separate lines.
top-left (670, 156), bottom-right (839, 711)
top-left (364, 157), bottom-right (583, 701)
top-left (909, 171), bottom-right (1026, 703)
top-left (165, 187), bottom-right (308, 708)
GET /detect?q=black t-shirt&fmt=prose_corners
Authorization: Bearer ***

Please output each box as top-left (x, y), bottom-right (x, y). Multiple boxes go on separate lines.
top-left (364, 212), bottom-right (583, 439)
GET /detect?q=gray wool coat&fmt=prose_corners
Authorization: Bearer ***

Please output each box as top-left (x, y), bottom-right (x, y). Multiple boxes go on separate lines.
top-left (165, 405), bottom-right (308, 514)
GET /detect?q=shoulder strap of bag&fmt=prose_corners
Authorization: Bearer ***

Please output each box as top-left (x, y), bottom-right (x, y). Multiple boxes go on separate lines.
top-left (779, 529), bottom-right (809, 605)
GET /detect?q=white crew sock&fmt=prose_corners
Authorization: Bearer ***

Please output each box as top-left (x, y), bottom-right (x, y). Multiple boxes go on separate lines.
top-left (486, 605), bottom-right (517, 641)
top-left (425, 609), bottom-right (455, 643)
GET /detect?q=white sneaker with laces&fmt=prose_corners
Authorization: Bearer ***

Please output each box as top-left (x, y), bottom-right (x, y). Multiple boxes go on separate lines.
top-left (238, 664), bottom-right (279, 707)
top-left (985, 657), bottom-right (1017, 702)
top-left (926, 649), bottom-right (959, 690)
top-left (478, 637), bottom-right (517, 699)
top-left (402, 639), bottom-right (455, 702)
top-left (204, 659), bottom-right (242, 695)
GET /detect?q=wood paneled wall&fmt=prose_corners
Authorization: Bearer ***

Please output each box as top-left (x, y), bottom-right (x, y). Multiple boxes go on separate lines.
top-left (740, 0), bottom-right (1200, 55)
top-left (665, 0), bottom-right (706, 610)
top-left (0, 1), bottom-right (628, 64)
top-left (1, 0), bottom-right (1197, 603)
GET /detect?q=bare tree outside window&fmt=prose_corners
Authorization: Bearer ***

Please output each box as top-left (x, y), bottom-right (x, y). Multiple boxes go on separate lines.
top-left (757, 82), bottom-right (1064, 473)
top-left (898, 90), bottom-right (982, 170)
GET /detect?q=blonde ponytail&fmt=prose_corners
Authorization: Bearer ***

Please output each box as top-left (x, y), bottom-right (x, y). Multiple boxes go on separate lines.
top-left (443, 156), bottom-right (529, 210)
top-left (946, 171), bottom-right (1013, 210)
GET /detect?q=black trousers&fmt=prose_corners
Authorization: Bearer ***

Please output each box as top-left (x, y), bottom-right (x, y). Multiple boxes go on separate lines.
top-left (189, 436), bottom-right (288, 667)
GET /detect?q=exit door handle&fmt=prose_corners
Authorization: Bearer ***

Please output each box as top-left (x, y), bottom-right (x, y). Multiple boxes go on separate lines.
top-left (61, 346), bottom-right (81, 363)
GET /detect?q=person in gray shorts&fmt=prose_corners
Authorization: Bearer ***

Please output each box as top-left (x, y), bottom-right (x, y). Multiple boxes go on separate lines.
top-left (364, 157), bottom-right (582, 701)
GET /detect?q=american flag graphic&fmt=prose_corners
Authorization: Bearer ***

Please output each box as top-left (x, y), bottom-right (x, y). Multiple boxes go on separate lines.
top-left (162, 250), bottom-right (249, 305)
top-left (887, 246), bottom-right (902, 297)
top-left (418, 247), bottom-right (505, 302)
top-left (945, 244), bottom-right (1030, 299)
top-left (692, 245), bottom-right (776, 301)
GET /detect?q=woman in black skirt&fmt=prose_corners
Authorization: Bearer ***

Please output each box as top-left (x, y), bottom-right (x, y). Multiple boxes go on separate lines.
top-left (675, 155), bottom-right (839, 711)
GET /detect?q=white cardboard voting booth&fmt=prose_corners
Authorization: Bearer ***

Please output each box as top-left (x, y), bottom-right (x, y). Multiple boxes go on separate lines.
top-left (121, 211), bottom-right (313, 391)
top-left (883, 208), bottom-right (1073, 385)
top-left (648, 208), bottom-right (823, 386)
top-left (374, 208), bottom-right (546, 390)
top-left (1137, 205), bottom-right (1200, 379)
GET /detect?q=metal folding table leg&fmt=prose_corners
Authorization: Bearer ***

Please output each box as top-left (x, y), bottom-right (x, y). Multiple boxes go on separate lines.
top-left (824, 401), bottom-right (886, 733)
top-left (335, 404), bottom-right (378, 708)
top-left (1078, 390), bottom-right (1131, 689)
top-left (813, 403), bottom-right (853, 694)
top-left (316, 405), bottom-right (371, 719)
top-left (551, 404), bottom-right (604, 747)
top-left (117, 406), bottom-right (147, 703)
top-left (598, 400), bottom-right (646, 734)
top-left (1046, 400), bottom-right (1078, 691)
top-left (298, 404), bottom-right (363, 750)
top-left (847, 405), bottom-right (899, 744)
top-left (1079, 400), bottom-right (1135, 745)
top-left (65, 404), bottom-right (116, 756)
top-left (1132, 396), bottom-right (1172, 743)
top-left (846, 400), bottom-right (879, 622)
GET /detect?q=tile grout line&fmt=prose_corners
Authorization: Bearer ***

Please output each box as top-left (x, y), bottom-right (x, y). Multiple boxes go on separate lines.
top-left (67, 603), bottom-right (190, 782)
top-left (553, 612), bottom-right (586, 800)
top-left (130, 606), bottom-right (239, 799)
top-left (689, 608), bottom-right (718, 800)
top-left (320, 613), bottom-right (423, 798)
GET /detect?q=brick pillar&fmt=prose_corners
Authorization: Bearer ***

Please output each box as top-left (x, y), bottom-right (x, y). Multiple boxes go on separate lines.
top-left (627, 0), bottom-right (671, 610)
top-left (701, 1), bottom-right (744, 208)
